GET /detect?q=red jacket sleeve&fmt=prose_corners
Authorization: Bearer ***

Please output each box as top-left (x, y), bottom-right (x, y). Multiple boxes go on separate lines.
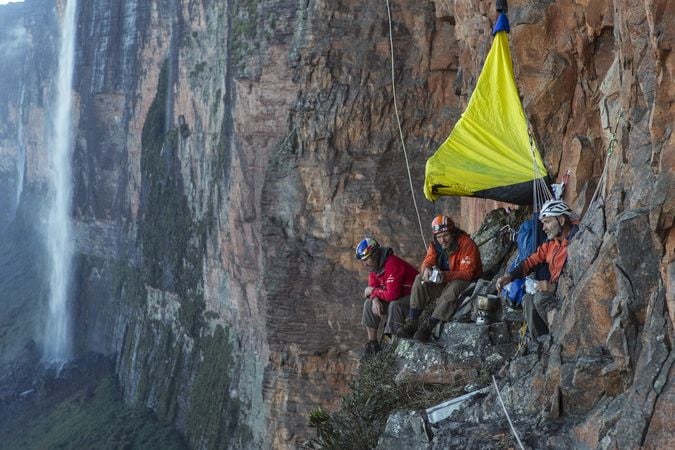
top-left (368, 272), bottom-right (378, 288)
top-left (371, 257), bottom-right (416, 302)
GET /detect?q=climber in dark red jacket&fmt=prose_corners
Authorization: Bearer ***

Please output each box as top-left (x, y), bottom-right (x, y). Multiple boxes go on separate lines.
top-left (355, 237), bottom-right (419, 355)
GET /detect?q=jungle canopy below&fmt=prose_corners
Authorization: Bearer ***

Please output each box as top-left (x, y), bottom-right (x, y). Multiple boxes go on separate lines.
top-left (423, 14), bottom-right (547, 205)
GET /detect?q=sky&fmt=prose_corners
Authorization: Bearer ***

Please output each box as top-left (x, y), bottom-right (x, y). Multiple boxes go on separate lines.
top-left (0, 1), bottom-right (24, 4)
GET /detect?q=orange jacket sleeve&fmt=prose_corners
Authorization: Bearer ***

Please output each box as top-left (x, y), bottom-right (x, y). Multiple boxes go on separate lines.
top-left (509, 242), bottom-right (549, 279)
top-left (442, 235), bottom-right (482, 283)
top-left (420, 244), bottom-right (437, 272)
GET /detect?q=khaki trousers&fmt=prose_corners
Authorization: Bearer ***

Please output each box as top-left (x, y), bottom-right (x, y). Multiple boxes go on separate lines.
top-left (410, 274), bottom-right (470, 322)
top-left (522, 291), bottom-right (555, 338)
top-left (362, 295), bottom-right (410, 335)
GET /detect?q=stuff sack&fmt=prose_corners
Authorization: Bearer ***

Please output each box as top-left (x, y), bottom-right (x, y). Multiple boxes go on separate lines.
top-left (502, 214), bottom-right (549, 306)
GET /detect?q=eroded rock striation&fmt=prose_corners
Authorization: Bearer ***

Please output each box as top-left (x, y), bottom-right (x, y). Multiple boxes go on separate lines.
top-left (0, 0), bottom-right (671, 448)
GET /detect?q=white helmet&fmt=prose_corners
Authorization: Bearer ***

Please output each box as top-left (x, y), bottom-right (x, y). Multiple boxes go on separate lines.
top-left (539, 200), bottom-right (573, 219)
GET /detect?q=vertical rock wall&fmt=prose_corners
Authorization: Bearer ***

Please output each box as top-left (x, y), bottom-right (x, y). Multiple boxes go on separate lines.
top-left (260, 0), bottom-right (673, 445)
top-left (0, 0), bottom-right (671, 448)
top-left (260, 1), bottom-right (468, 445)
top-left (71, 0), bottom-right (272, 447)
top-left (446, 0), bottom-right (673, 447)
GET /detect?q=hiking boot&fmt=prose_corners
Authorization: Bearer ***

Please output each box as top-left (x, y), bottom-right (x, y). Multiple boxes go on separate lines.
top-left (364, 340), bottom-right (381, 356)
top-left (413, 320), bottom-right (434, 342)
top-left (395, 317), bottom-right (419, 339)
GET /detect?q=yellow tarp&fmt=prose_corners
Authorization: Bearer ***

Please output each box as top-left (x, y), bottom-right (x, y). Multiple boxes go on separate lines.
top-left (424, 31), bottom-right (547, 204)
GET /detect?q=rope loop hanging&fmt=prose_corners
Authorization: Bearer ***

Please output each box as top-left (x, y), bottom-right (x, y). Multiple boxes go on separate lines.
top-left (528, 127), bottom-right (552, 211)
top-left (589, 111), bottom-right (624, 206)
top-left (385, 0), bottom-right (427, 249)
top-left (492, 376), bottom-right (526, 450)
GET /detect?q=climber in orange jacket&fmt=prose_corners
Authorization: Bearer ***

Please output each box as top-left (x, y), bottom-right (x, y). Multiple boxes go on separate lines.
top-left (496, 199), bottom-right (579, 339)
top-left (396, 215), bottom-right (482, 342)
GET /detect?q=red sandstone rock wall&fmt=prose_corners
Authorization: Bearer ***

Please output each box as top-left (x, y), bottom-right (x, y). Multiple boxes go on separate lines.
top-left (259, 0), bottom-right (672, 446)
top-left (2, 0), bottom-right (670, 447)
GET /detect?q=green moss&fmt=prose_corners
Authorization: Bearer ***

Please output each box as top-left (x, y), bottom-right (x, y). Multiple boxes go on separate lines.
top-left (120, 323), bottom-right (136, 375)
top-left (213, 136), bottom-right (228, 190)
top-left (190, 61), bottom-right (208, 79)
top-left (132, 323), bottom-right (157, 404)
top-left (118, 317), bottom-right (186, 425)
top-left (230, 0), bottom-right (259, 73)
top-left (112, 262), bottom-right (146, 307)
top-left (2, 375), bottom-right (186, 450)
top-left (139, 60), bottom-right (206, 337)
top-left (211, 88), bottom-right (222, 117)
top-left (186, 325), bottom-right (253, 449)
top-left (157, 340), bottom-right (183, 421)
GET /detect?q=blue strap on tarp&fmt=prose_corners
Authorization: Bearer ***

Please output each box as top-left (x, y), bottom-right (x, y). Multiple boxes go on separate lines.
top-left (492, 13), bottom-right (510, 35)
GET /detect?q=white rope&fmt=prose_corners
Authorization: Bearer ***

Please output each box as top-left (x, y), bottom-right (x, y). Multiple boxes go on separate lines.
top-left (492, 375), bottom-right (526, 450)
top-left (590, 112), bottom-right (622, 206)
top-left (528, 129), bottom-right (551, 212)
top-left (385, 0), bottom-right (427, 249)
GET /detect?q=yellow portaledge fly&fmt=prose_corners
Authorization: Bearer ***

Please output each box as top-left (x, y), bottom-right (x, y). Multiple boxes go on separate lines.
top-left (424, 14), bottom-right (547, 205)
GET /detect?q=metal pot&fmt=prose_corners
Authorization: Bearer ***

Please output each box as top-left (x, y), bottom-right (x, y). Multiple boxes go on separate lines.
top-left (475, 310), bottom-right (489, 325)
top-left (476, 294), bottom-right (499, 312)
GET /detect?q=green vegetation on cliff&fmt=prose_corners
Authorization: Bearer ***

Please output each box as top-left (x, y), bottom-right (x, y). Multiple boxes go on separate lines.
top-left (186, 325), bottom-right (254, 449)
top-left (139, 60), bottom-right (206, 337)
top-left (1, 374), bottom-right (185, 450)
top-left (111, 51), bottom-right (257, 449)
top-left (308, 348), bottom-right (470, 449)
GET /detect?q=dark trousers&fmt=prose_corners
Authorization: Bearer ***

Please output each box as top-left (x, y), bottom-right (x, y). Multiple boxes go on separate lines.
top-left (522, 291), bottom-right (555, 338)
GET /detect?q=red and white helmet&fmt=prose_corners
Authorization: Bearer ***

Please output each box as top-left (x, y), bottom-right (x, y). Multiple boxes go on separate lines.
top-left (431, 215), bottom-right (455, 235)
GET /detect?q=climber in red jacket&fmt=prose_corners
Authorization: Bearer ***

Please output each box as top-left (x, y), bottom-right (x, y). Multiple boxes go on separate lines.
top-left (496, 199), bottom-right (579, 339)
top-left (355, 237), bottom-right (419, 355)
top-left (396, 215), bottom-right (482, 342)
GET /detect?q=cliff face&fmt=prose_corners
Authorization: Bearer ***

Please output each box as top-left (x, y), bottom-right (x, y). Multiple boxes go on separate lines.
top-left (0, 0), bottom-right (671, 449)
top-left (72, 0), bottom-right (271, 446)
top-left (0, 0), bottom-right (59, 364)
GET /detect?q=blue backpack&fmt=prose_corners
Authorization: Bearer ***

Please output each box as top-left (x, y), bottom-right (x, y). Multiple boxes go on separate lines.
top-left (503, 213), bottom-right (550, 306)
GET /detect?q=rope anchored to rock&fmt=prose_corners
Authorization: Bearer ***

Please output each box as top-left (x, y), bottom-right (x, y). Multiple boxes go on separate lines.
top-left (492, 375), bottom-right (526, 450)
top-left (385, 0), bottom-right (427, 249)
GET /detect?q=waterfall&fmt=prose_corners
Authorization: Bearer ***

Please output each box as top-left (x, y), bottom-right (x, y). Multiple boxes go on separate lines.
top-left (43, 0), bottom-right (77, 362)
top-left (14, 86), bottom-right (26, 219)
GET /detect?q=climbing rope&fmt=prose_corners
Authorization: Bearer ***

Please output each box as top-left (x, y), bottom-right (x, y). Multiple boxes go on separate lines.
top-left (528, 128), bottom-right (552, 212)
top-left (385, 0), bottom-right (427, 249)
top-left (590, 112), bottom-right (623, 206)
top-left (492, 375), bottom-right (526, 450)
top-left (528, 127), bottom-right (551, 252)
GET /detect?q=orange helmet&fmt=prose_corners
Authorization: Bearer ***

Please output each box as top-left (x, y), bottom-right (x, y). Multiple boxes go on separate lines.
top-left (431, 215), bottom-right (454, 235)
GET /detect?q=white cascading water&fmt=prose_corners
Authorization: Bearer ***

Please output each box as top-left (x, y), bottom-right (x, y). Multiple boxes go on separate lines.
top-left (14, 86), bottom-right (25, 218)
top-left (43, 0), bottom-right (77, 362)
